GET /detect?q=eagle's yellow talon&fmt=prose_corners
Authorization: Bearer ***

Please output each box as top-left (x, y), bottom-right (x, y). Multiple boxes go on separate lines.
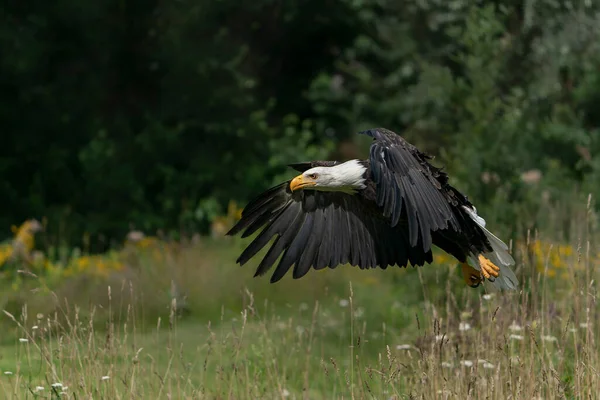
top-left (478, 255), bottom-right (500, 279)
top-left (461, 256), bottom-right (500, 287)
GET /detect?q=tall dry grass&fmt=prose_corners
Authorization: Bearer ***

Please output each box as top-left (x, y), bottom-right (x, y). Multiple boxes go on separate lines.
top-left (0, 201), bottom-right (598, 399)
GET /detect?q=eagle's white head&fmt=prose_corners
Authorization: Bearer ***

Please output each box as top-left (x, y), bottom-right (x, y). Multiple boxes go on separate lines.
top-left (289, 160), bottom-right (367, 193)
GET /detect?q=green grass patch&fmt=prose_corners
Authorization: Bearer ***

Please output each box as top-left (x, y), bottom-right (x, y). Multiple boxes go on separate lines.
top-left (0, 227), bottom-right (597, 398)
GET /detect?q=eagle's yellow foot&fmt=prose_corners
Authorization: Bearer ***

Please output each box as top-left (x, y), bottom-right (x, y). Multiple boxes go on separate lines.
top-left (478, 255), bottom-right (500, 280)
top-left (461, 262), bottom-right (483, 288)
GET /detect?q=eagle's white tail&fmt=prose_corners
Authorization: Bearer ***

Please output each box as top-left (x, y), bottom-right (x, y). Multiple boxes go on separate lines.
top-left (463, 206), bottom-right (519, 290)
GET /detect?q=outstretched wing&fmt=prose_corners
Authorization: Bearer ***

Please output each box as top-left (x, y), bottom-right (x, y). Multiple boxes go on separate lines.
top-left (227, 182), bottom-right (432, 283)
top-left (359, 128), bottom-right (460, 252)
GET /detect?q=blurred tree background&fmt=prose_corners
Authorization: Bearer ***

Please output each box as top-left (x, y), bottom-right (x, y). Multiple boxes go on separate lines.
top-left (2, 0), bottom-right (600, 249)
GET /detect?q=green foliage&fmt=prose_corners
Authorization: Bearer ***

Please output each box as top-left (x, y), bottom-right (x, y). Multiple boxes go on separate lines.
top-left (305, 0), bottom-right (600, 238)
top-left (1, 0), bottom-right (349, 244)
top-left (2, 0), bottom-right (600, 244)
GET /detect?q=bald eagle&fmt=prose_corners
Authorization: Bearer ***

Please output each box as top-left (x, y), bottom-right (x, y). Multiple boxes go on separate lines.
top-left (227, 128), bottom-right (518, 290)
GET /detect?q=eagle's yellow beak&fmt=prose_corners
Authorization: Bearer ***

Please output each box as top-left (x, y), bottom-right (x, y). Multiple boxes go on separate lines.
top-left (290, 174), bottom-right (317, 192)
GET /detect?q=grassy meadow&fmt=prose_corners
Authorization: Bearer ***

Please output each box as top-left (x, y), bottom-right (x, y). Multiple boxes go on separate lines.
top-left (0, 199), bottom-right (598, 399)
top-left (5, 0), bottom-right (600, 398)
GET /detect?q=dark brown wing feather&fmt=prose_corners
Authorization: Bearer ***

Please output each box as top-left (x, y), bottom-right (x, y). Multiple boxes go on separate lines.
top-left (359, 128), bottom-right (463, 252)
top-left (226, 182), bottom-right (432, 283)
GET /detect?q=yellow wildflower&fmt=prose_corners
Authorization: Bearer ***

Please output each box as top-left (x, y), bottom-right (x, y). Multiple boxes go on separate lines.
top-left (13, 219), bottom-right (43, 254)
top-left (528, 240), bottom-right (584, 278)
top-left (227, 200), bottom-right (243, 221)
top-left (0, 244), bottom-right (14, 267)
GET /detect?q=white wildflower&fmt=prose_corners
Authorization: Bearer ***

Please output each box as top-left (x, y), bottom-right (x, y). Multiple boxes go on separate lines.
top-left (338, 299), bottom-right (349, 307)
top-left (435, 334), bottom-right (446, 342)
top-left (482, 293), bottom-right (493, 301)
top-left (51, 383), bottom-right (63, 388)
top-left (460, 360), bottom-right (473, 367)
top-left (483, 362), bottom-right (495, 369)
top-left (35, 386), bottom-right (44, 392)
top-left (295, 325), bottom-right (305, 335)
top-left (19, 338), bottom-right (28, 343)
top-left (282, 388), bottom-right (290, 398)
top-left (569, 328), bottom-right (577, 333)
top-left (32, 326), bottom-right (38, 330)
top-left (509, 321), bottom-right (523, 332)
top-left (509, 334), bottom-right (524, 341)
top-left (3, 371), bottom-right (12, 375)
top-left (299, 303), bottom-right (309, 311)
top-left (541, 335), bottom-right (558, 342)
top-left (580, 322), bottom-right (590, 329)
top-left (459, 322), bottom-right (472, 331)
top-left (441, 362), bottom-right (453, 368)
top-left (101, 376), bottom-right (110, 381)
top-left (396, 344), bottom-right (413, 350)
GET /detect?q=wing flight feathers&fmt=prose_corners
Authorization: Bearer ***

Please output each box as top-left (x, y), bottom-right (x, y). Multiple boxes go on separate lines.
top-left (226, 183), bottom-right (430, 282)
top-left (359, 128), bottom-right (460, 251)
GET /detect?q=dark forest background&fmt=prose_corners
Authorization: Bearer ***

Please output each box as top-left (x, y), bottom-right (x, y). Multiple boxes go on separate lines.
top-left (3, 0), bottom-right (600, 248)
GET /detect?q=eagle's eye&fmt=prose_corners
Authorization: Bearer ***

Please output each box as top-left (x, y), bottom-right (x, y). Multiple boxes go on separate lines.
top-left (308, 173), bottom-right (318, 180)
